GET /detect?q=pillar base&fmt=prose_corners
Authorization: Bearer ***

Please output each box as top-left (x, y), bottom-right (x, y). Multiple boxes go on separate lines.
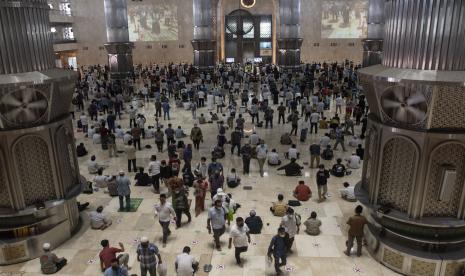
top-left (191, 40), bottom-right (216, 72)
top-left (104, 42), bottom-right (133, 80)
top-left (362, 39), bottom-right (383, 67)
top-left (277, 38), bottom-right (303, 70)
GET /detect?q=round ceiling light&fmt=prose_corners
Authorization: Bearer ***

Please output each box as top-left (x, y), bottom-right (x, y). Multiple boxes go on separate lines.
top-left (241, 0), bottom-right (256, 9)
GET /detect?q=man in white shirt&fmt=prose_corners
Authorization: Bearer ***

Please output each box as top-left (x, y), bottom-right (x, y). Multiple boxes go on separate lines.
top-left (115, 126), bottom-right (125, 139)
top-left (145, 126), bottom-right (155, 139)
top-left (147, 155), bottom-right (161, 193)
top-left (346, 153), bottom-right (361, 169)
top-left (228, 217), bottom-right (251, 266)
top-left (89, 206), bottom-right (112, 230)
top-left (335, 96), bottom-right (343, 114)
top-left (123, 132), bottom-right (132, 145)
top-left (154, 194), bottom-right (176, 247)
top-left (175, 246), bottom-right (198, 276)
top-left (93, 168), bottom-right (111, 188)
top-left (309, 111), bottom-right (320, 134)
top-left (267, 149), bottom-right (282, 166)
top-left (249, 131), bottom-right (260, 146)
top-left (348, 135), bottom-right (361, 147)
top-left (80, 114), bottom-right (88, 133)
top-left (340, 182), bottom-right (356, 202)
top-left (280, 208), bottom-right (300, 253)
top-left (319, 133), bottom-right (331, 148)
top-left (256, 142), bottom-right (268, 177)
top-left (286, 144), bottom-right (299, 160)
top-left (88, 155), bottom-right (104, 174)
top-left (92, 133), bottom-right (101, 144)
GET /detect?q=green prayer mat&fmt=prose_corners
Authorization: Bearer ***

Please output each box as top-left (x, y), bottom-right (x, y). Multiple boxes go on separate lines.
top-left (118, 198), bottom-right (143, 212)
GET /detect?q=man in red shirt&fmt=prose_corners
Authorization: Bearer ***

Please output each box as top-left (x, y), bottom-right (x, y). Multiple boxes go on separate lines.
top-left (293, 181), bottom-right (312, 201)
top-left (99, 239), bottom-right (129, 272)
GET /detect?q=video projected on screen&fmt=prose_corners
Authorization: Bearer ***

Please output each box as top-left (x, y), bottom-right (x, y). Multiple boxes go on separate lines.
top-left (128, 3), bottom-right (178, 42)
top-left (321, 0), bottom-right (368, 39)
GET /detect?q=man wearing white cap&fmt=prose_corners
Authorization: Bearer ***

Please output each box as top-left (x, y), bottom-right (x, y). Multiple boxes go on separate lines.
top-left (39, 243), bottom-right (67, 274)
top-left (136, 237), bottom-right (162, 276)
top-left (116, 170), bottom-right (131, 211)
top-left (207, 199), bottom-right (227, 251)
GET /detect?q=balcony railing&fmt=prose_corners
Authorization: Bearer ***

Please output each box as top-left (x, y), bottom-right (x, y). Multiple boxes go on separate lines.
top-left (49, 9), bottom-right (72, 16)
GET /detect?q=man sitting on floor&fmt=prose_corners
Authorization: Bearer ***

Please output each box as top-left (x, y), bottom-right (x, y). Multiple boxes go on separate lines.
top-left (270, 194), bottom-right (288, 217)
top-left (277, 158), bottom-right (304, 176)
top-left (331, 158), bottom-right (346, 177)
top-left (245, 210), bottom-right (263, 234)
top-left (340, 182), bottom-right (356, 202)
top-left (293, 180), bottom-right (312, 201)
top-left (40, 243), bottom-right (67, 274)
top-left (89, 206), bottom-right (112, 230)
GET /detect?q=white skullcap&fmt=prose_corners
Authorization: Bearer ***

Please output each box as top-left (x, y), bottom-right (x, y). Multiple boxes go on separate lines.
top-left (216, 188), bottom-right (223, 193)
top-left (42, 243), bottom-right (51, 250)
top-left (119, 170), bottom-right (125, 175)
top-left (140, 237), bottom-right (149, 243)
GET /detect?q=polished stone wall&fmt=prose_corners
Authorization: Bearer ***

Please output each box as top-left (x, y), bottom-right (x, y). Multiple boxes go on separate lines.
top-left (73, 0), bottom-right (364, 66)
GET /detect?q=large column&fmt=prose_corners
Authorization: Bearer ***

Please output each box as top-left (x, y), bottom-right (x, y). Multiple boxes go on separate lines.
top-left (277, 0), bottom-right (302, 70)
top-left (362, 0), bottom-right (384, 67)
top-left (104, 0), bottom-right (133, 80)
top-left (192, 0), bottom-right (217, 71)
top-left (358, 1), bottom-right (465, 275)
top-left (0, 0), bottom-right (80, 264)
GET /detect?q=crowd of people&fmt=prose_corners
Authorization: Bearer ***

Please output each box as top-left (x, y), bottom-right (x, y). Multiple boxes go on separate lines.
top-left (41, 61), bottom-right (369, 275)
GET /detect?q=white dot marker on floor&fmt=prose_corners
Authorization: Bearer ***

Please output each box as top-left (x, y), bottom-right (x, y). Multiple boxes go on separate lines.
top-left (285, 266), bottom-right (295, 272)
top-left (216, 264), bottom-right (225, 270)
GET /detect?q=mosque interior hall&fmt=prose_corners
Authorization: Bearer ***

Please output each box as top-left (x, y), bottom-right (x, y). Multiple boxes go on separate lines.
top-left (1, 0), bottom-right (465, 275)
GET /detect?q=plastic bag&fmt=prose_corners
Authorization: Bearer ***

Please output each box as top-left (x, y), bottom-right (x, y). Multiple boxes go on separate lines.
top-left (157, 262), bottom-right (167, 276)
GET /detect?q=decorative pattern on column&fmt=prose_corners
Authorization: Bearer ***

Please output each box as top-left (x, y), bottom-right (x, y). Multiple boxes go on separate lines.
top-left (358, 1), bottom-right (465, 275)
top-left (104, 0), bottom-right (133, 79)
top-left (362, 0), bottom-right (384, 67)
top-left (192, 0), bottom-right (217, 71)
top-left (277, 0), bottom-right (302, 70)
top-left (0, 0), bottom-right (80, 265)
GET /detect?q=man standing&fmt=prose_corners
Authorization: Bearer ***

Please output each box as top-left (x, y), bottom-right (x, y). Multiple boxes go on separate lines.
top-left (154, 194), bottom-right (176, 248)
top-left (148, 155), bottom-right (161, 193)
top-left (229, 217), bottom-right (251, 267)
top-left (280, 208), bottom-right (300, 253)
top-left (99, 239), bottom-right (129, 272)
top-left (344, 205), bottom-right (367, 257)
top-left (175, 246), bottom-right (199, 276)
top-left (289, 111), bottom-right (299, 136)
top-left (240, 143), bottom-right (252, 175)
top-left (165, 124), bottom-right (175, 145)
top-left (230, 127), bottom-right (242, 156)
top-left (264, 106), bottom-right (274, 128)
top-left (256, 142), bottom-right (268, 177)
top-left (316, 165), bottom-right (330, 203)
top-left (154, 127), bottom-right (164, 152)
top-left (190, 124), bottom-right (203, 150)
top-left (207, 199), bottom-right (227, 251)
top-left (131, 125), bottom-right (142, 151)
top-left (267, 227), bottom-right (288, 274)
top-left (309, 143), bottom-right (321, 168)
top-left (334, 126), bottom-right (346, 151)
top-left (277, 102), bottom-right (286, 124)
top-left (309, 110), bottom-right (320, 134)
top-left (136, 237), bottom-right (162, 276)
top-left (116, 170), bottom-right (131, 211)
top-left (173, 187), bottom-right (192, 228)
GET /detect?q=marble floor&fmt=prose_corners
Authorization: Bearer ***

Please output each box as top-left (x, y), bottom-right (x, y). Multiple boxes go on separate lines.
top-left (0, 94), bottom-right (401, 276)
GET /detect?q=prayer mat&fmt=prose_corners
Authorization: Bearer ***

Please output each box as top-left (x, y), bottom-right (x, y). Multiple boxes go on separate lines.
top-left (243, 186), bottom-right (253, 190)
top-left (118, 198), bottom-right (143, 212)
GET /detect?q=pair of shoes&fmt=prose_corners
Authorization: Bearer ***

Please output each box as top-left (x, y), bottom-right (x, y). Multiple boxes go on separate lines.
top-left (343, 250), bottom-right (350, 256)
top-left (162, 243), bottom-right (166, 248)
top-left (216, 246), bottom-right (222, 251)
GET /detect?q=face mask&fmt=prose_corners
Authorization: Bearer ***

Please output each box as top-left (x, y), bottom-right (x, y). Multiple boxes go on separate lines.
top-left (238, 223), bottom-right (244, 228)
top-left (279, 233), bottom-right (286, 238)
top-left (288, 214), bottom-right (293, 219)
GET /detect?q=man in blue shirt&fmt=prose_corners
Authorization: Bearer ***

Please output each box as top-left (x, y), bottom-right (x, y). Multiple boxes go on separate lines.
top-left (104, 258), bottom-right (128, 276)
top-left (268, 227), bottom-right (288, 274)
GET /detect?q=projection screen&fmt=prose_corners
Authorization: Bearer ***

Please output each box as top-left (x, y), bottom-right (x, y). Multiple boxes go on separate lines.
top-left (321, 0), bottom-right (368, 39)
top-left (128, 1), bottom-right (179, 42)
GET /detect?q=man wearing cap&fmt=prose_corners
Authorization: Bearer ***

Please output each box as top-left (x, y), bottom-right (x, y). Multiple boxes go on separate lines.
top-left (207, 199), bottom-right (227, 251)
top-left (40, 243), bottom-right (67, 274)
top-left (136, 237), bottom-right (162, 276)
top-left (116, 170), bottom-right (131, 211)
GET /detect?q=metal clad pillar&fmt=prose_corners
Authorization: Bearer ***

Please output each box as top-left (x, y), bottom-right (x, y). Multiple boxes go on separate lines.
top-left (362, 0), bottom-right (385, 67)
top-left (358, 1), bottom-right (465, 274)
top-left (277, 0), bottom-right (302, 70)
top-left (192, 0), bottom-right (216, 71)
top-left (104, 0), bottom-right (133, 80)
top-left (0, 0), bottom-right (80, 264)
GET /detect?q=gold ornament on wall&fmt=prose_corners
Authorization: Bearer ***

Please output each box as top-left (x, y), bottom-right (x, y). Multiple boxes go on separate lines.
top-left (241, 0), bottom-right (256, 9)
